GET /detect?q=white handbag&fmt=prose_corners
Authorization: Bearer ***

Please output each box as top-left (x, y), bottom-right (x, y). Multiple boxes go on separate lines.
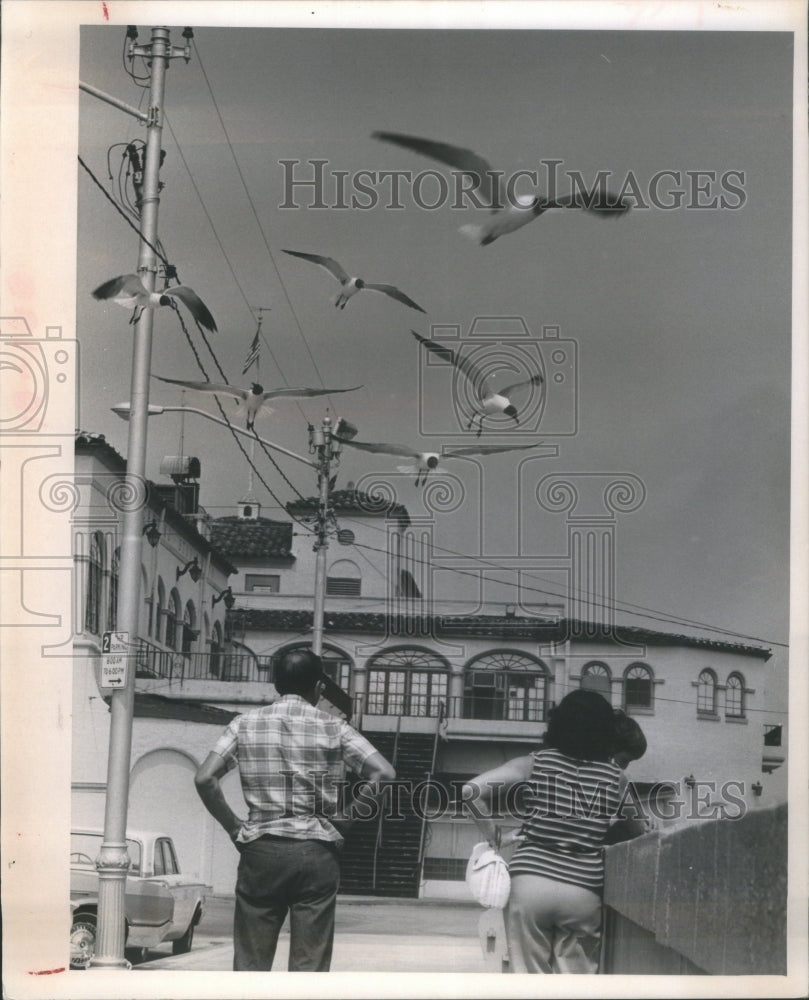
top-left (465, 841), bottom-right (511, 909)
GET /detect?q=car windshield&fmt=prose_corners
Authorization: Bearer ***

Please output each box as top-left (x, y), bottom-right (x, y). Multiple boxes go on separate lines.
top-left (70, 833), bottom-right (142, 875)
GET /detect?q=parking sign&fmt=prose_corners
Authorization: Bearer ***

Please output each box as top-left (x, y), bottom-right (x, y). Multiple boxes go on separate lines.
top-left (101, 631), bottom-right (129, 688)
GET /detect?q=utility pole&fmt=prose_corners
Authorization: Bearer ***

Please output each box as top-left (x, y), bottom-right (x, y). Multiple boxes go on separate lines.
top-left (89, 25), bottom-right (191, 969)
top-left (309, 416), bottom-right (336, 659)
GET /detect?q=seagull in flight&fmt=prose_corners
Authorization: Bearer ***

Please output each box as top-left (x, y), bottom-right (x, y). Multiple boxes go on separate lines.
top-left (411, 330), bottom-right (543, 436)
top-left (153, 376), bottom-right (362, 432)
top-left (92, 274), bottom-right (218, 334)
top-left (281, 249), bottom-right (426, 313)
top-left (336, 437), bottom-right (545, 487)
top-left (373, 131), bottom-right (630, 245)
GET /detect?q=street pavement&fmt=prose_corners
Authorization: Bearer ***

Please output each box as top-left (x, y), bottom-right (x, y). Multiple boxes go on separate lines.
top-left (135, 895), bottom-right (509, 973)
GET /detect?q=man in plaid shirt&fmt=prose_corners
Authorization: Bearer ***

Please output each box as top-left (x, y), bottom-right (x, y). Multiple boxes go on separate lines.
top-left (195, 647), bottom-right (395, 971)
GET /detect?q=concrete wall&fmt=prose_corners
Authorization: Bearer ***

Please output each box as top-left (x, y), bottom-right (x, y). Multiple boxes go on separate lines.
top-left (603, 803), bottom-right (787, 975)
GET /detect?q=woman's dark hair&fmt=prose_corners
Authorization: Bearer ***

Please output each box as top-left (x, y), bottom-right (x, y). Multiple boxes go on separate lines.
top-left (274, 648), bottom-right (323, 696)
top-left (612, 709), bottom-right (647, 761)
top-left (543, 689), bottom-right (619, 762)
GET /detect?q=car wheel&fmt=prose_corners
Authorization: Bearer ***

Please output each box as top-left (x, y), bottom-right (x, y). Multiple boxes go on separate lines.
top-left (171, 909), bottom-right (198, 955)
top-left (70, 915), bottom-right (97, 970)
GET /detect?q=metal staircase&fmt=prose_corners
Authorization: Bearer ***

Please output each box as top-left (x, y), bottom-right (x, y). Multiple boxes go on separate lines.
top-left (339, 710), bottom-right (443, 897)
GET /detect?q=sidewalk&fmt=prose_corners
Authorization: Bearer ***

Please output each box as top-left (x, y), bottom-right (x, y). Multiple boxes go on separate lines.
top-left (139, 896), bottom-right (508, 973)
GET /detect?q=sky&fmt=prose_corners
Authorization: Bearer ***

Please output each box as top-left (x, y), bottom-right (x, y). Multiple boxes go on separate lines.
top-left (73, 13), bottom-right (798, 717)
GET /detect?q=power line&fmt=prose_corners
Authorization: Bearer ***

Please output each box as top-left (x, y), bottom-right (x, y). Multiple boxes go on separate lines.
top-left (190, 37), bottom-right (338, 411)
top-left (336, 523), bottom-right (785, 651)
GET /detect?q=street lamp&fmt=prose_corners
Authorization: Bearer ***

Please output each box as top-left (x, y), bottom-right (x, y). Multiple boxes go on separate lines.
top-left (142, 520), bottom-right (161, 548)
top-left (112, 402), bottom-right (317, 469)
top-left (176, 558), bottom-right (202, 583)
top-left (212, 586), bottom-right (235, 610)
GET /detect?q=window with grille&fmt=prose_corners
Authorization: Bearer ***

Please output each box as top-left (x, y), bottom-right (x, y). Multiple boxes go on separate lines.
top-left (624, 663), bottom-right (653, 712)
top-left (165, 590), bottom-right (181, 650)
top-left (326, 576), bottom-right (361, 596)
top-left (581, 661), bottom-right (611, 701)
top-left (697, 669), bottom-right (717, 715)
top-left (245, 573), bottom-right (280, 594)
top-left (464, 650), bottom-right (548, 722)
top-left (366, 648), bottom-right (449, 716)
top-left (725, 673), bottom-right (745, 718)
top-left (84, 533), bottom-right (103, 635)
top-left (106, 547), bottom-right (120, 632)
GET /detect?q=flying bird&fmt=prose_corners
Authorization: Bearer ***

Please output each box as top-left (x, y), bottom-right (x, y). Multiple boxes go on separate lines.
top-left (372, 131), bottom-right (630, 245)
top-left (336, 436), bottom-right (545, 486)
top-left (281, 249), bottom-right (426, 313)
top-left (153, 376), bottom-right (362, 432)
top-left (92, 274), bottom-right (218, 334)
top-left (411, 330), bottom-right (543, 436)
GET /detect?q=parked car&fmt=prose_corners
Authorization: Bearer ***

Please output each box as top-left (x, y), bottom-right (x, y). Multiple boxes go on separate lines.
top-left (69, 828), bottom-right (209, 970)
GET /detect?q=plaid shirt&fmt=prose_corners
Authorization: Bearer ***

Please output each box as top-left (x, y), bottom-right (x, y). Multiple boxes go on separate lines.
top-left (212, 695), bottom-right (380, 845)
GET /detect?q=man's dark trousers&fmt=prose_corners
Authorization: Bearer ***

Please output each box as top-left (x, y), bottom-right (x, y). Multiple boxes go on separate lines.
top-left (233, 835), bottom-right (340, 971)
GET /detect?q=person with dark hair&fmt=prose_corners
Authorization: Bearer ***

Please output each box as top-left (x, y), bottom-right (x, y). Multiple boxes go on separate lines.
top-left (194, 647), bottom-right (395, 971)
top-left (610, 709), bottom-right (648, 770)
top-left (462, 689), bottom-right (645, 974)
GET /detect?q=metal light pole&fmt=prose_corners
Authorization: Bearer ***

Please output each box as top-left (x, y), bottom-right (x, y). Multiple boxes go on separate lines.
top-left (89, 25), bottom-right (188, 969)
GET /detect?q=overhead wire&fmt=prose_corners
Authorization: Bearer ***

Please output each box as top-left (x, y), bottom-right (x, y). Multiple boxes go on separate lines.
top-left (190, 37), bottom-right (340, 415)
top-left (336, 522), bottom-right (786, 651)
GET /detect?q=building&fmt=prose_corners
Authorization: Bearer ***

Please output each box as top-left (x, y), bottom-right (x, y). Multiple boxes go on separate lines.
top-left (71, 435), bottom-right (785, 898)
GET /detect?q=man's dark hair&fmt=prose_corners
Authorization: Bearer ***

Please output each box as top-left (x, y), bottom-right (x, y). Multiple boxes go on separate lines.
top-left (544, 689), bottom-right (619, 762)
top-left (274, 648), bottom-right (324, 696)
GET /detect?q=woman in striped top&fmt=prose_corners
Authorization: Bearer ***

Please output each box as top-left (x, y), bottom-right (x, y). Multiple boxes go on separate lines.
top-left (462, 690), bottom-right (646, 974)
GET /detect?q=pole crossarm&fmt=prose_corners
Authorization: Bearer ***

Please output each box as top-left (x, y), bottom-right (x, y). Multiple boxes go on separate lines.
top-left (79, 81), bottom-right (150, 122)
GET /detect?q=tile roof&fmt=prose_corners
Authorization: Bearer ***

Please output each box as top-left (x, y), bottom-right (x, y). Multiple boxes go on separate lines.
top-left (75, 432), bottom-right (237, 575)
top-left (209, 517), bottom-right (294, 559)
top-left (287, 489), bottom-right (410, 525)
top-left (228, 608), bottom-right (772, 660)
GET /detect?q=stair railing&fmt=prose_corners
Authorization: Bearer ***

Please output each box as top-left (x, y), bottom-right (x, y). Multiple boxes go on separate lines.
top-left (415, 699), bottom-right (446, 891)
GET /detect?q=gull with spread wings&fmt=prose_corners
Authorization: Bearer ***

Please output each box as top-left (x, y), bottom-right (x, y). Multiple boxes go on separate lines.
top-left (411, 330), bottom-right (543, 437)
top-left (336, 437), bottom-right (545, 487)
top-left (282, 249), bottom-right (426, 313)
top-left (373, 131), bottom-right (630, 245)
top-left (153, 376), bottom-right (362, 432)
top-left (92, 274), bottom-right (218, 334)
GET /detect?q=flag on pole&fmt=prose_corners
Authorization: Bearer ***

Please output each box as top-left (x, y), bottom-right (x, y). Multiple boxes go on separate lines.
top-left (241, 328), bottom-right (261, 375)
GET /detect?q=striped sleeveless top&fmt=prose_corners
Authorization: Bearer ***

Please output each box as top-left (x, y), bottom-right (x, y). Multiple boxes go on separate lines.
top-left (509, 749), bottom-right (623, 892)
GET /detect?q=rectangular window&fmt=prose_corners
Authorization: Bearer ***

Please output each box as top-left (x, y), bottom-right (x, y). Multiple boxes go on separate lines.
top-left (244, 574), bottom-right (280, 594)
top-left (625, 679), bottom-right (652, 709)
top-left (326, 577), bottom-right (361, 596)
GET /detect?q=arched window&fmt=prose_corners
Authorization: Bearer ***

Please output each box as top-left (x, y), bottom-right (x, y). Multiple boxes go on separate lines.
top-left (623, 663), bottom-right (654, 712)
top-left (326, 559), bottom-right (361, 597)
top-left (106, 546), bottom-right (121, 633)
top-left (580, 661), bottom-right (611, 702)
top-left (697, 669), bottom-right (718, 715)
top-left (464, 650), bottom-right (549, 722)
top-left (366, 647), bottom-right (449, 717)
top-left (209, 621), bottom-right (223, 678)
top-left (165, 589), bottom-right (181, 650)
top-left (725, 672), bottom-right (746, 718)
top-left (275, 643), bottom-right (353, 692)
top-left (181, 601), bottom-right (197, 656)
top-left (84, 533), bottom-right (104, 635)
top-left (155, 578), bottom-right (166, 643)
